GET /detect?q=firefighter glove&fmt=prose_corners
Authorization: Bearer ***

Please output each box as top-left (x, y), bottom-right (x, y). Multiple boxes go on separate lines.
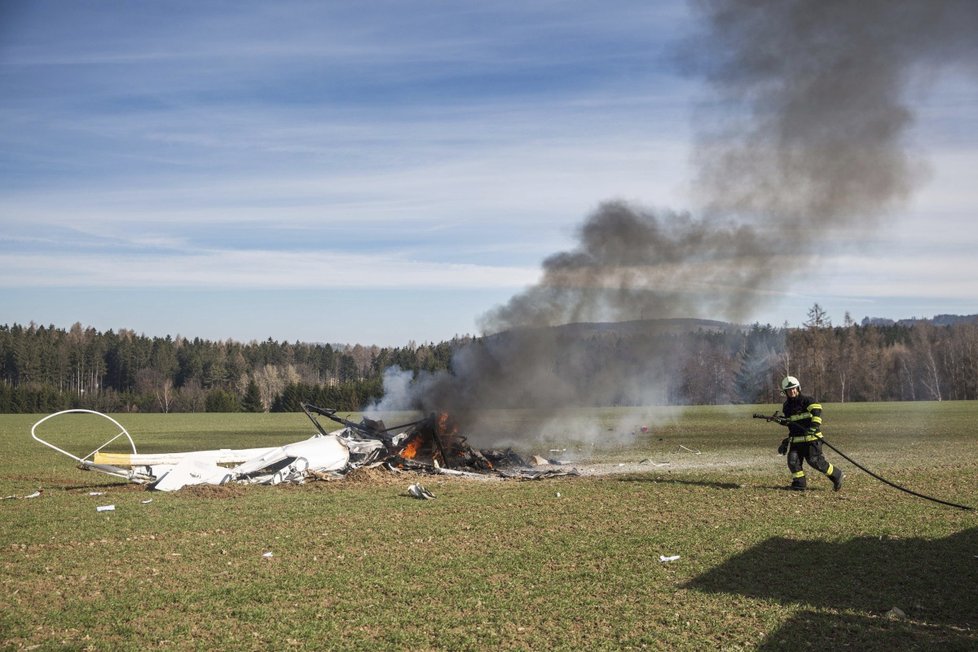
top-left (806, 427), bottom-right (821, 438)
top-left (777, 439), bottom-right (789, 455)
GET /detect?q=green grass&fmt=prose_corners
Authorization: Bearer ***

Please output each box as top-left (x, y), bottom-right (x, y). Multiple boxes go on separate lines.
top-left (2, 403), bottom-right (977, 650)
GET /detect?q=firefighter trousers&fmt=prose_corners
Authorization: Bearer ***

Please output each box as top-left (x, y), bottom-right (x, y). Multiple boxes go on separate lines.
top-left (787, 440), bottom-right (838, 489)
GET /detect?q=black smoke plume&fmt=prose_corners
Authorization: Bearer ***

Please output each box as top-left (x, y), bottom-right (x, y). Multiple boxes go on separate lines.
top-left (371, 0), bottom-right (977, 442)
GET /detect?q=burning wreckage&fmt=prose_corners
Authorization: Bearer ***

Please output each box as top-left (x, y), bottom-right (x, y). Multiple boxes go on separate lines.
top-left (30, 404), bottom-right (575, 491)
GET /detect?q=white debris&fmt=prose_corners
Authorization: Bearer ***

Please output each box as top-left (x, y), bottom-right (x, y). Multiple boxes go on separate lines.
top-left (407, 483), bottom-right (435, 500)
top-left (679, 445), bottom-right (701, 455)
top-left (141, 499), bottom-right (153, 504)
top-left (659, 555), bottom-right (681, 563)
top-left (30, 408), bottom-right (354, 491)
top-left (1, 490), bottom-right (42, 500)
top-left (96, 504), bottom-right (115, 512)
top-left (151, 454), bottom-right (234, 492)
top-left (262, 551), bottom-right (274, 559)
top-left (88, 491), bottom-right (105, 496)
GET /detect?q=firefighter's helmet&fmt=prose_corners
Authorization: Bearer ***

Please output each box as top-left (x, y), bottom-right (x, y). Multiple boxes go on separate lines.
top-left (781, 376), bottom-right (800, 393)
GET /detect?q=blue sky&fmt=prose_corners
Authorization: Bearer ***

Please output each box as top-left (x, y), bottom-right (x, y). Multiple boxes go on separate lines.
top-left (2, 1), bottom-right (976, 346)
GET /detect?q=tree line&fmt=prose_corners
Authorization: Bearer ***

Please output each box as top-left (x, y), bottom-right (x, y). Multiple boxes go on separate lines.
top-left (1, 308), bottom-right (976, 413)
top-left (0, 322), bottom-right (465, 413)
top-left (678, 307), bottom-right (978, 405)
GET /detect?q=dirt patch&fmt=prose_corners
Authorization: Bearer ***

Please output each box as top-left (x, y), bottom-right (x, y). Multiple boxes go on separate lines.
top-left (343, 466), bottom-right (406, 484)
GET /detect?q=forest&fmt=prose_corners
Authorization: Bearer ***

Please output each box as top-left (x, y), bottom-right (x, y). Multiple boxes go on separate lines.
top-left (1, 306), bottom-right (976, 413)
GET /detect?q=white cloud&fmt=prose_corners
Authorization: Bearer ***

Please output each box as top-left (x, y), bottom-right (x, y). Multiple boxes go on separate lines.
top-left (0, 249), bottom-right (539, 290)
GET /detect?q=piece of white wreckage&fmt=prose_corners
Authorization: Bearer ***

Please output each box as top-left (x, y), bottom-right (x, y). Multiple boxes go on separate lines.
top-left (30, 408), bottom-right (388, 491)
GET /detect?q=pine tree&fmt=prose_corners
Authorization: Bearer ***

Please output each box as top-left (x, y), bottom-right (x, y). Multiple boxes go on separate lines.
top-left (241, 379), bottom-right (263, 412)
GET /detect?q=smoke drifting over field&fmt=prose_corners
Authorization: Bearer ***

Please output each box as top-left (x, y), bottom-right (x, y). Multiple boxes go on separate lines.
top-left (372, 0), bottom-right (978, 441)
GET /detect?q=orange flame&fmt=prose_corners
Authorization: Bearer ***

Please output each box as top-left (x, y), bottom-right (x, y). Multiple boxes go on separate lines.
top-left (437, 411), bottom-right (458, 436)
top-left (401, 436), bottom-right (422, 460)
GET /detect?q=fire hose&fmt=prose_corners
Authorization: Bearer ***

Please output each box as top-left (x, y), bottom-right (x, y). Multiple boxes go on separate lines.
top-left (818, 436), bottom-right (973, 511)
top-left (753, 413), bottom-right (974, 511)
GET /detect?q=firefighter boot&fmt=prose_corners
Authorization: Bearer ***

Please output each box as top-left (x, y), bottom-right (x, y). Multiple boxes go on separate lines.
top-left (790, 472), bottom-right (806, 491)
top-left (830, 467), bottom-right (844, 492)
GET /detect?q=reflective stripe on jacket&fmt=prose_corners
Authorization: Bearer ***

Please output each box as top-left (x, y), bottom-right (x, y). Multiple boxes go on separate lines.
top-left (782, 393), bottom-right (822, 443)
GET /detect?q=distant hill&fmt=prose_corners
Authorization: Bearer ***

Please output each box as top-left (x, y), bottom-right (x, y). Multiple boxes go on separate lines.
top-left (862, 314), bottom-right (978, 328)
top-left (495, 314), bottom-right (978, 342)
top-left (549, 318), bottom-right (737, 338)
top-left (483, 317), bottom-right (739, 342)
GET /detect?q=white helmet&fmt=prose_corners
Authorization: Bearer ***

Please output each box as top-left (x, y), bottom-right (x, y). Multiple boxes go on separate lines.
top-left (781, 376), bottom-right (800, 393)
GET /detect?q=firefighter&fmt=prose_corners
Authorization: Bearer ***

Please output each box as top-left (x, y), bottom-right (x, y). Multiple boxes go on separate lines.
top-left (777, 376), bottom-right (843, 491)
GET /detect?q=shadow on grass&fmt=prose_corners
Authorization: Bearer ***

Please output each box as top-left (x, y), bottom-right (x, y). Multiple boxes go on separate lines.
top-left (617, 475), bottom-right (742, 490)
top-left (757, 609), bottom-right (978, 650)
top-left (685, 528), bottom-right (978, 645)
top-left (759, 484), bottom-right (838, 492)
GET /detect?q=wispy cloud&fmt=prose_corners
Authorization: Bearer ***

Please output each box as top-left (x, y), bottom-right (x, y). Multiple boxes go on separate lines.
top-left (0, 248), bottom-right (539, 289)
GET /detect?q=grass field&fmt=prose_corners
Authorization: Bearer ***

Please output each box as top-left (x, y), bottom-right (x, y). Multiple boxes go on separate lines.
top-left (2, 403), bottom-right (977, 650)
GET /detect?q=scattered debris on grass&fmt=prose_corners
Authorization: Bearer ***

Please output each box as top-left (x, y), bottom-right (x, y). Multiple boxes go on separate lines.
top-left (1, 490), bottom-right (42, 500)
top-left (639, 458), bottom-right (669, 467)
top-left (31, 404), bottom-right (578, 493)
top-left (407, 483), bottom-right (435, 500)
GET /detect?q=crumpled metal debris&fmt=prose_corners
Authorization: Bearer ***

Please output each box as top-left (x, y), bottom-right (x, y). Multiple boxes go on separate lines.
top-left (407, 483), bottom-right (435, 500)
top-left (31, 404), bottom-right (577, 491)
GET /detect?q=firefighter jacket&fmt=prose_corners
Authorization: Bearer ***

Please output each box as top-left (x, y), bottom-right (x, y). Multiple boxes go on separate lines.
top-left (782, 393), bottom-right (823, 443)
